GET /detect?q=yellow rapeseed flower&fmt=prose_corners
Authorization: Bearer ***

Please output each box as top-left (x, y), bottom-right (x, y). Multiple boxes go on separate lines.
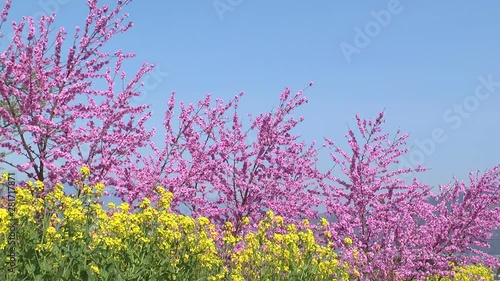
top-left (1, 172), bottom-right (9, 182)
top-left (94, 182), bottom-right (105, 197)
top-left (275, 216), bottom-right (284, 227)
top-left (50, 213), bottom-right (61, 225)
top-left (0, 209), bottom-right (9, 250)
top-left (71, 231), bottom-right (84, 241)
top-left (62, 198), bottom-right (86, 225)
top-left (83, 185), bottom-right (92, 195)
top-left (54, 183), bottom-right (65, 200)
top-left (158, 190), bottom-right (174, 210)
top-left (46, 226), bottom-right (57, 236)
top-left (198, 217), bottom-right (211, 226)
top-left (320, 217), bottom-right (329, 227)
top-left (81, 166), bottom-right (91, 178)
top-left (286, 223), bottom-right (297, 234)
top-left (139, 197), bottom-right (151, 209)
top-left (118, 203), bottom-right (130, 213)
top-left (90, 264), bottom-right (100, 275)
top-left (156, 186), bottom-right (166, 195)
top-left (266, 210), bottom-right (274, 219)
top-left (34, 180), bottom-right (44, 192)
top-left (344, 237), bottom-right (353, 246)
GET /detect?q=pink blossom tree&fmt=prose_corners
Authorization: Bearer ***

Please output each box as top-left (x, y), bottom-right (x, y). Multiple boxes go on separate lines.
top-left (115, 86), bottom-right (324, 233)
top-left (0, 0), bottom-right (324, 233)
top-left (0, 0), bottom-right (154, 193)
top-left (421, 167), bottom-right (500, 276)
top-left (321, 111), bottom-right (500, 280)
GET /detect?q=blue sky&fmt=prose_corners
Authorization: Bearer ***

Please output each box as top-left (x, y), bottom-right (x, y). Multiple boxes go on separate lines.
top-left (2, 0), bottom-right (500, 194)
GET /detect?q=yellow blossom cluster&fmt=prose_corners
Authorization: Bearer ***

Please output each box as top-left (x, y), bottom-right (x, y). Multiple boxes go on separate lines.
top-left (225, 209), bottom-right (350, 280)
top-left (0, 169), bottom-right (496, 280)
top-left (0, 208), bottom-right (9, 250)
top-left (0, 172), bottom-right (225, 279)
top-left (426, 263), bottom-right (495, 281)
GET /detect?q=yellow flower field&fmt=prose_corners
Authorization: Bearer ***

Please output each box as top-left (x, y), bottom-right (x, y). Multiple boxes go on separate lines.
top-left (0, 169), bottom-right (495, 280)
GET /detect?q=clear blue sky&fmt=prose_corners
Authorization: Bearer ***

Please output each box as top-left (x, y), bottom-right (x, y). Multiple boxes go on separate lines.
top-left (3, 0), bottom-right (500, 193)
